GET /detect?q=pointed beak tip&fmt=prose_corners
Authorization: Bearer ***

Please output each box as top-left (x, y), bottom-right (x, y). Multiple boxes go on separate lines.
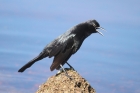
top-left (100, 33), bottom-right (104, 36)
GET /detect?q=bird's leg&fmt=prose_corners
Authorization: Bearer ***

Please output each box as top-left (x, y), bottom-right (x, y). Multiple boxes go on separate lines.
top-left (60, 64), bottom-right (72, 80)
top-left (66, 62), bottom-right (75, 70)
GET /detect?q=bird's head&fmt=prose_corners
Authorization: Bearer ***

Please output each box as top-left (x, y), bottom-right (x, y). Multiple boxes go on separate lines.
top-left (88, 20), bottom-right (105, 36)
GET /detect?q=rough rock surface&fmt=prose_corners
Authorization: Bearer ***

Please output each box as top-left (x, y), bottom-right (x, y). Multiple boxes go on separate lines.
top-left (36, 69), bottom-right (96, 93)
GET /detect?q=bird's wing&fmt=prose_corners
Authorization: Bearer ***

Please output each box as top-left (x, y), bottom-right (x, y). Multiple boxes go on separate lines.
top-left (50, 47), bottom-right (73, 71)
top-left (46, 34), bottom-right (75, 57)
top-left (48, 34), bottom-right (75, 71)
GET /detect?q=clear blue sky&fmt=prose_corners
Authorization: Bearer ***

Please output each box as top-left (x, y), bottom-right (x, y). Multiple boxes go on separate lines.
top-left (0, 0), bottom-right (140, 93)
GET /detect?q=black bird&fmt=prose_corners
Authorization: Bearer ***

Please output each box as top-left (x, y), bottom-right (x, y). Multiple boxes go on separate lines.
top-left (18, 19), bottom-right (104, 73)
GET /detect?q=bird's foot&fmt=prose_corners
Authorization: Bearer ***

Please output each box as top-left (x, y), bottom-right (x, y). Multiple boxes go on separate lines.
top-left (56, 67), bottom-right (72, 80)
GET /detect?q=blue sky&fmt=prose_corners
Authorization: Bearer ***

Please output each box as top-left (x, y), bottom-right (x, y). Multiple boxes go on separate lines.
top-left (0, 0), bottom-right (140, 93)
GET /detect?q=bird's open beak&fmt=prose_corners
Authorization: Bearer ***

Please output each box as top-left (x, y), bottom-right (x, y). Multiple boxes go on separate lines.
top-left (96, 27), bottom-right (105, 36)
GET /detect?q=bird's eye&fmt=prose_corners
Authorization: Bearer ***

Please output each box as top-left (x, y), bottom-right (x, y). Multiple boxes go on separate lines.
top-left (92, 23), bottom-right (96, 27)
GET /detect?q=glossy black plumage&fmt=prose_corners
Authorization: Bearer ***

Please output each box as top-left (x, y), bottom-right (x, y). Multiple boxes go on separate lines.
top-left (18, 19), bottom-right (103, 72)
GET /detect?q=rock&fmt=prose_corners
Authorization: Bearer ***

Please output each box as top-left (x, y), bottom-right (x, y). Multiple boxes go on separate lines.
top-left (36, 69), bottom-right (96, 93)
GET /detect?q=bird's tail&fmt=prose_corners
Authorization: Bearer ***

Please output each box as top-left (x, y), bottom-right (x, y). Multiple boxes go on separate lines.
top-left (18, 52), bottom-right (48, 72)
